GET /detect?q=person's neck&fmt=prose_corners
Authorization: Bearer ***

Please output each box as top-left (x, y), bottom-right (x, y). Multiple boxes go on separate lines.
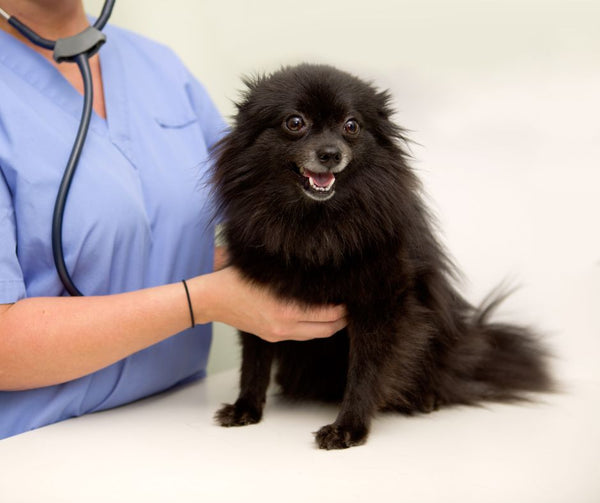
top-left (0, 1), bottom-right (107, 119)
top-left (0, 1), bottom-right (89, 57)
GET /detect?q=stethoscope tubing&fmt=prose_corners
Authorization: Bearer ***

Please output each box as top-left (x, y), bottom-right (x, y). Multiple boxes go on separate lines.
top-left (51, 53), bottom-right (94, 296)
top-left (1, 0), bottom-right (115, 296)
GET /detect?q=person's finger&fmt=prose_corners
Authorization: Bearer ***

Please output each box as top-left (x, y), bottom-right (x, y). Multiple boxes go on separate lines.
top-left (288, 316), bottom-right (348, 341)
top-left (297, 304), bottom-right (347, 323)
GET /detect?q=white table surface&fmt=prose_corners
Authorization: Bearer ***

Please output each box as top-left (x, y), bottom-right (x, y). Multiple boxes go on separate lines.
top-left (1, 369), bottom-right (598, 503)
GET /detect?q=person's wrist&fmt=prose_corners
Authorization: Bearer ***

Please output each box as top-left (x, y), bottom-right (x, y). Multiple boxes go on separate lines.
top-left (186, 271), bottom-right (223, 326)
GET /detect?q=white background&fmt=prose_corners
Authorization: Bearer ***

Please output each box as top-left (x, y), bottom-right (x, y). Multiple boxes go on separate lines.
top-left (83, 0), bottom-right (600, 381)
top-left (1, 3), bottom-right (597, 502)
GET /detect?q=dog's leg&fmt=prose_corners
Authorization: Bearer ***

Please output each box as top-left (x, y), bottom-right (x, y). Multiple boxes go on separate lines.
top-left (215, 332), bottom-right (274, 427)
top-left (314, 316), bottom-right (396, 449)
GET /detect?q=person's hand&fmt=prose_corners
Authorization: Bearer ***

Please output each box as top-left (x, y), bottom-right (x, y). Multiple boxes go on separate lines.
top-left (193, 267), bottom-right (347, 342)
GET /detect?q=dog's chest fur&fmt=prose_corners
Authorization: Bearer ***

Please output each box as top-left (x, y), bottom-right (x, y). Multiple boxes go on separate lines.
top-left (226, 224), bottom-right (407, 312)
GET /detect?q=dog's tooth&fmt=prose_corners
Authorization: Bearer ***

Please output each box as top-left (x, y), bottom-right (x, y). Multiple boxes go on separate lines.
top-left (306, 173), bottom-right (335, 193)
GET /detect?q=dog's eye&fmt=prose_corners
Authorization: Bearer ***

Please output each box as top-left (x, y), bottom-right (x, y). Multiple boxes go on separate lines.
top-left (285, 115), bottom-right (306, 132)
top-left (344, 119), bottom-right (360, 136)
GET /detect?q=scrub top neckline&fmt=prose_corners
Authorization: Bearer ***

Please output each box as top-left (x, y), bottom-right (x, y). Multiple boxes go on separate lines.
top-left (0, 25), bottom-right (130, 148)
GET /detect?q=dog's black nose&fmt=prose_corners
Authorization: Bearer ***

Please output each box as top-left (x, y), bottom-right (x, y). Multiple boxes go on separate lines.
top-left (317, 146), bottom-right (343, 169)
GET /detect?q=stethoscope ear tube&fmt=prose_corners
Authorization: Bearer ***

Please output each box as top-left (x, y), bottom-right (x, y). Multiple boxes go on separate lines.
top-left (5, 14), bottom-right (55, 49)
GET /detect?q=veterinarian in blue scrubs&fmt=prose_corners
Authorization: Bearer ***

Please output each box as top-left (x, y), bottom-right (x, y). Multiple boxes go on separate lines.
top-left (0, 0), bottom-right (346, 439)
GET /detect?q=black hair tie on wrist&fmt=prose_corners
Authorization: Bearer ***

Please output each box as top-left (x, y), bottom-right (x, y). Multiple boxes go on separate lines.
top-left (181, 279), bottom-right (195, 328)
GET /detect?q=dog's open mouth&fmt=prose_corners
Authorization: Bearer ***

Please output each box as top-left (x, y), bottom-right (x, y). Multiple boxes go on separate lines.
top-left (296, 166), bottom-right (336, 201)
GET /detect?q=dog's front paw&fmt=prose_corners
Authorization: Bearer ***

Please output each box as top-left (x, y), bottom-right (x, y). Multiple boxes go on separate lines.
top-left (314, 422), bottom-right (369, 450)
top-left (215, 399), bottom-right (262, 427)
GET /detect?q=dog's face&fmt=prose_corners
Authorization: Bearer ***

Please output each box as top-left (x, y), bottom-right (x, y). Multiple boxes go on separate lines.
top-left (215, 64), bottom-right (415, 263)
top-left (222, 64), bottom-right (405, 207)
top-left (282, 111), bottom-right (356, 201)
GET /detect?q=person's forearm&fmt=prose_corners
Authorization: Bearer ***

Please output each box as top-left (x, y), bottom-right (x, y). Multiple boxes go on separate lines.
top-left (0, 267), bottom-right (347, 391)
top-left (0, 281), bottom-right (194, 390)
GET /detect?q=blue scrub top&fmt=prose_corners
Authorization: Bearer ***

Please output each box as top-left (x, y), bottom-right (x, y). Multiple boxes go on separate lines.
top-left (0, 24), bottom-right (226, 438)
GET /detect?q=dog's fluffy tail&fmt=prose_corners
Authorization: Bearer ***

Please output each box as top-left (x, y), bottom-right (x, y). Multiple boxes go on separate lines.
top-left (471, 293), bottom-right (554, 398)
top-left (438, 289), bottom-right (554, 405)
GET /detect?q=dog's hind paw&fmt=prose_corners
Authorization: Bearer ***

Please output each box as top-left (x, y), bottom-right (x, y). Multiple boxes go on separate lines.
top-left (215, 400), bottom-right (262, 427)
top-left (314, 423), bottom-right (368, 450)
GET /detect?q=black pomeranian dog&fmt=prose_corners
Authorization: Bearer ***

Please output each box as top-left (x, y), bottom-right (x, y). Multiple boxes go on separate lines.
top-left (213, 64), bottom-right (552, 449)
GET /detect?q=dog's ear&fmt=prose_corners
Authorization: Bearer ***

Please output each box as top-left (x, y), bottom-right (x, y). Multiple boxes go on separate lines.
top-left (235, 73), bottom-right (266, 112)
top-left (368, 90), bottom-right (411, 151)
top-left (375, 89), bottom-right (395, 119)
top-left (241, 73), bottom-right (267, 93)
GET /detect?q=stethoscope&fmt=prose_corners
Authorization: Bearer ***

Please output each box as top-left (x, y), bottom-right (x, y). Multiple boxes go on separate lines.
top-left (0, 0), bottom-right (115, 296)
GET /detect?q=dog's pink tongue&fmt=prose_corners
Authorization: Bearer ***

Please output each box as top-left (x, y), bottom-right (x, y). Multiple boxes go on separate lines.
top-left (304, 170), bottom-right (335, 187)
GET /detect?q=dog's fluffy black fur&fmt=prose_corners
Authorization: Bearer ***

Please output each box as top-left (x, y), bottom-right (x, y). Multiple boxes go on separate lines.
top-left (212, 64), bottom-right (552, 449)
